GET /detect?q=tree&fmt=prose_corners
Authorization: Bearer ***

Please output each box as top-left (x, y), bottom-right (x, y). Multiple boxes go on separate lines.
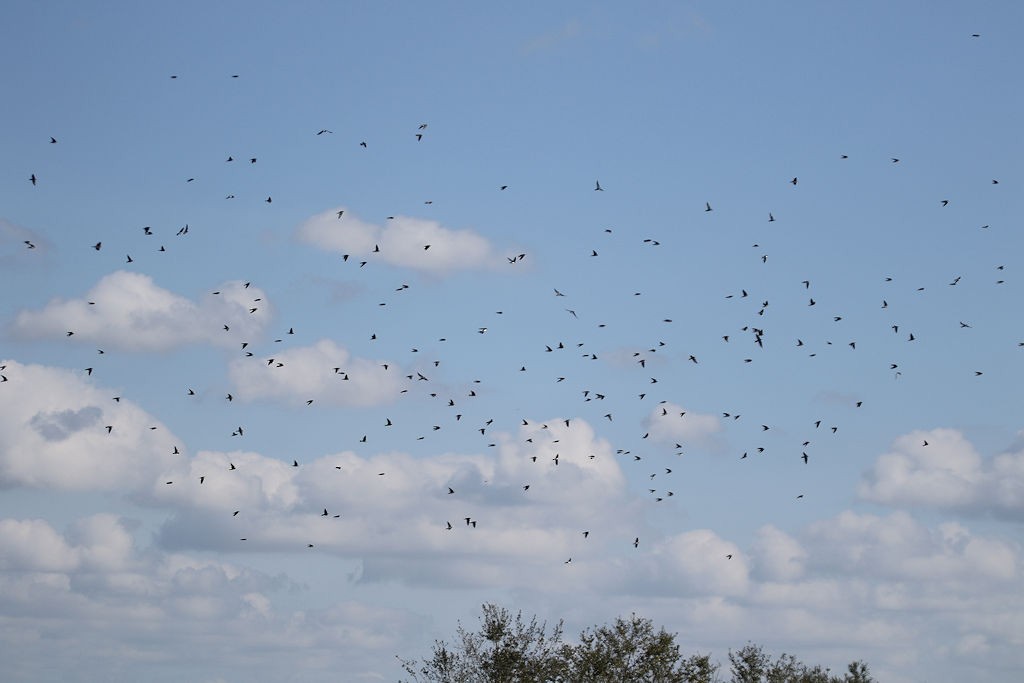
top-left (842, 661), bottom-right (874, 683)
top-left (399, 604), bottom-right (870, 683)
top-left (399, 604), bottom-right (569, 683)
top-left (568, 613), bottom-right (720, 682)
top-left (729, 643), bottom-right (769, 683)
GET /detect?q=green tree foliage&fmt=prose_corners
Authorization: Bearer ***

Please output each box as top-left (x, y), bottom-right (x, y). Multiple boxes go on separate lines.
top-left (569, 613), bottom-right (714, 682)
top-left (399, 604), bottom-right (569, 683)
top-left (399, 604), bottom-right (873, 683)
top-left (728, 643), bottom-right (875, 683)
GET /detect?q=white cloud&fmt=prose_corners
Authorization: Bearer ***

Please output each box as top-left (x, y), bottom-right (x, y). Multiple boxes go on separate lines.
top-left (859, 429), bottom-right (1024, 516)
top-left (643, 402), bottom-right (723, 450)
top-left (296, 208), bottom-right (506, 274)
top-left (149, 418), bottom-right (641, 589)
top-left (11, 271), bottom-right (271, 351)
top-left (649, 529), bottom-right (749, 596)
top-left (227, 339), bottom-right (405, 407)
top-left (0, 360), bottom-right (182, 491)
top-left (0, 513), bottom-right (422, 683)
top-left (803, 510), bottom-right (1018, 584)
top-left (751, 525), bottom-right (807, 581)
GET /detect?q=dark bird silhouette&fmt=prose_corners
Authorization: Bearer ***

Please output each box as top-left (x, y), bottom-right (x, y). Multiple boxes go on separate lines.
top-left (594, 180), bottom-right (603, 191)
top-left (30, 174), bottom-right (37, 186)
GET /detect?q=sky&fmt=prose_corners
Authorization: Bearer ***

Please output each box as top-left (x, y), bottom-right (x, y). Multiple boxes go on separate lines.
top-left (1, 1), bottom-right (1022, 681)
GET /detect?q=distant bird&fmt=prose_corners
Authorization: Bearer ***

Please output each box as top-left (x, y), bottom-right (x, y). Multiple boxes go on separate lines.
top-left (50, 137), bottom-right (57, 144)
top-left (705, 202), bottom-right (712, 212)
top-left (791, 177), bottom-right (798, 185)
top-left (29, 174), bottom-right (37, 186)
top-left (594, 180), bottom-right (603, 191)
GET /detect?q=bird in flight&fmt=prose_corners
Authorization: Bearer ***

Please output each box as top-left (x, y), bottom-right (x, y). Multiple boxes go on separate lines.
top-left (594, 180), bottom-right (603, 191)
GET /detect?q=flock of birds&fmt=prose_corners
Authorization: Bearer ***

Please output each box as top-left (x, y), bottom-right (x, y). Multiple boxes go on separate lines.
top-left (11, 66), bottom-right (1019, 567)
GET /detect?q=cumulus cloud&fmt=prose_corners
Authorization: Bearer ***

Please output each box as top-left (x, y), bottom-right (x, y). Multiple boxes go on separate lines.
top-left (296, 207), bottom-right (506, 274)
top-left (751, 525), bottom-right (807, 581)
top-left (150, 418), bottom-right (642, 588)
top-left (859, 429), bottom-right (1024, 516)
top-left (227, 339), bottom-right (405, 407)
top-left (0, 360), bottom-right (182, 491)
top-left (645, 529), bottom-right (749, 596)
top-left (643, 402), bottom-right (723, 451)
top-left (0, 513), bottom-right (421, 683)
top-left (11, 271), bottom-right (271, 351)
top-left (803, 510), bottom-right (1018, 584)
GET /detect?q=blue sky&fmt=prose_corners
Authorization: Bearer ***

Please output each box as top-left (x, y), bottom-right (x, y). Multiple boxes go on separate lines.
top-left (2, 2), bottom-right (1023, 681)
